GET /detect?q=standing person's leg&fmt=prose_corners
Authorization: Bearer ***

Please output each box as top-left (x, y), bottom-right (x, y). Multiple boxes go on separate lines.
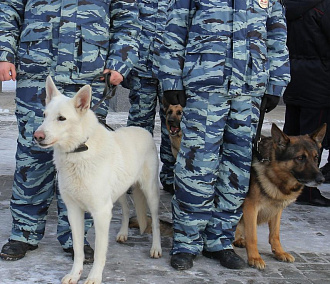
top-left (283, 104), bottom-right (301, 136)
top-left (0, 80), bottom-right (56, 260)
top-left (127, 75), bottom-right (158, 133)
top-left (171, 91), bottom-right (229, 270)
top-left (203, 95), bottom-right (260, 269)
top-left (320, 108), bottom-right (330, 182)
top-left (293, 107), bottom-right (330, 206)
top-left (127, 75), bottom-right (175, 192)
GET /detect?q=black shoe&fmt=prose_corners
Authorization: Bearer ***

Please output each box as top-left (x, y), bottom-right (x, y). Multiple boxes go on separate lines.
top-left (162, 184), bottom-right (175, 195)
top-left (202, 249), bottom-right (246, 269)
top-left (0, 240), bottom-right (38, 261)
top-left (321, 163), bottom-right (330, 184)
top-left (296, 186), bottom-right (330, 207)
top-left (63, 245), bottom-right (94, 264)
top-left (171, 253), bottom-right (195, 270)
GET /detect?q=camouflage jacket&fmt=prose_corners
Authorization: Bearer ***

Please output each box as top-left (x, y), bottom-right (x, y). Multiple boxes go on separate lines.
top-left (132, 0), bottom-right (168, 77)
top-left (159, 0), bottom-right (290, 97)
top-left (0, 0), bottom-right (141, 84)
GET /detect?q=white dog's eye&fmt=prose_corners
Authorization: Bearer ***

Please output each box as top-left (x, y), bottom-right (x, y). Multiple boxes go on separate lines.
top-left (58, 116), bottom-right (66, 121)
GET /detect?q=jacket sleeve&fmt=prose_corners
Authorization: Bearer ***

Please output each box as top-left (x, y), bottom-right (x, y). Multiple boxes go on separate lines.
top-left (265, 0), bottom-right (291, 97)
top-left (158, 0), bottom-right (195, 92)
top-left (0, 0), bottom-right (25, 63)
top-left (320, 0), bottom-right (330, 41)
top-left (106, 0), bottom-right (141, 78)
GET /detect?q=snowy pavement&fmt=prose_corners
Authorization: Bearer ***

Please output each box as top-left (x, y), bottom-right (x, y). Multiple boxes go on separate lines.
top-left (0, 90), bottom-right (330, 284)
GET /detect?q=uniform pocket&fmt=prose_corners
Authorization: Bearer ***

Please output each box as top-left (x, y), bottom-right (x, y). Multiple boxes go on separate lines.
top-left (17, 22), bottom-right (53, 78)
top-left (245, 38), bottom-right (269, 91)
top-left (183, 35), bottom-right (229, 92)
top-left (78, 24), bottom-right (110, 78)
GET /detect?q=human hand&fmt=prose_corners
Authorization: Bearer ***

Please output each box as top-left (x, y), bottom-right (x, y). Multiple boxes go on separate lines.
top-left (0, 62), bottom-right (16, 81)
top-left (263, 94), bottom-right (280, 113)
top-left (103, 69), bottom-right (123, 86)
top-left (163, 90), bottom-right (186, 107)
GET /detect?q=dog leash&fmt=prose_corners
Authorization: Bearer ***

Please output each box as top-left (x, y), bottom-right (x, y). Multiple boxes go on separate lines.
top-left (253, 95), bottom-right (268, 162)
top-left (91, 72), bottom-right (119, 131)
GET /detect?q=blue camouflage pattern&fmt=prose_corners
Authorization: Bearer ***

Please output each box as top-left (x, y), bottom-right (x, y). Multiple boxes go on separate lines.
top-left (0, 0), bottom-right (141, 248)
top-left (159, 0), bottom-right (290, 96)
top-left (126, 0), bottom-right (176, 188)
top-left (172, 93), bottom-right (261, 253)
top-left (0, 0), bottom-right (140, 82)
top-left (158, 0), bottom-right (290, 255)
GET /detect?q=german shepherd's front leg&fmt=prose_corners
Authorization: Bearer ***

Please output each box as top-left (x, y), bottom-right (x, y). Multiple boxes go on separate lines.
top-left (243, 199), bottom-right (266, 270)
top-left (268, 210), bottom-right (295, 263)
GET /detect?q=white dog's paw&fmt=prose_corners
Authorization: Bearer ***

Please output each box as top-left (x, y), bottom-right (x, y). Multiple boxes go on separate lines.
top-left (116, 231), bottom-right (128, 243)
top-left (150, 246), bottom-right (162, 259)
top-left (84, 277), bottom-right (102, 284)
top-left (61, 273), bottom-right (81, 284)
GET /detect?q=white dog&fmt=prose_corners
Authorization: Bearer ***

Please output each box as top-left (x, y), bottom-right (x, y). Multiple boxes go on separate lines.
top-left (34, 76), bottom-right (162, 284)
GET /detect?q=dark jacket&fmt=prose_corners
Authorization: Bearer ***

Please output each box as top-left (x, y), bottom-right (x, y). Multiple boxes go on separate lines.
top-left (283, 0), bottom-right (330, 108)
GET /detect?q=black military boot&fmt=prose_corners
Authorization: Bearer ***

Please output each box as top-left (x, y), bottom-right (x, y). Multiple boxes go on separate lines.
top-left (171, 253), bottom-right (195, 270)
top-left (63, 244), bottom-right (94, 264)
top-left (0, 240), bottom-right (38, 261)
top-left (162, 183), bottom-right (175, 195)
top-left (203, 249), bottom-right (246, 269)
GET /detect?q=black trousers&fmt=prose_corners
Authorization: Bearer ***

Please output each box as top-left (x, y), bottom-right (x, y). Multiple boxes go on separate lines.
top-left (283, 104), bottom-right (330, 154)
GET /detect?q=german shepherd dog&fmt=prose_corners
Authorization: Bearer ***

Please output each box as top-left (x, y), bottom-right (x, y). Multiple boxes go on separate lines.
top-left (233, 123), bottom-right (326, 270)
top-left (162, 98), bottom-right (183, 158)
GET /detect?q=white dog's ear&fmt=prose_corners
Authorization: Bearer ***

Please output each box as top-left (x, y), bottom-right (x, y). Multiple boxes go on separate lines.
top-left (74, 85), bottom-right (92, 113)
top-left (45, 76), bottom-right (61, 105)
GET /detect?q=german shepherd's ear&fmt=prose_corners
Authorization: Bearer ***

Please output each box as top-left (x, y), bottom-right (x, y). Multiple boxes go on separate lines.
top-left (73, 85), bottom-right (92, 113)
top-left (271, 123), bottom-right (290, 151)
top-left (162, 97), bottom-right (170, 112)
top-left (309, 123), bottom-right (327, 149)
top-left (45, 75), bottom-right (61, 105)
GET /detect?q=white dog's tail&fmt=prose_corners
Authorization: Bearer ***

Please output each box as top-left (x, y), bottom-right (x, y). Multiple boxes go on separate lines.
top-left (132, 184), bottom-right (148, 234)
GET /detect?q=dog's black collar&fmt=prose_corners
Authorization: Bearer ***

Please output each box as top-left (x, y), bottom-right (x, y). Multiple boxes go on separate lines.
top-left (67, 139), bottom-right (89, 153)
top-left (253, 147), bottom-right (270, 163)
top-left (71, 143), bottom-right (88, 153)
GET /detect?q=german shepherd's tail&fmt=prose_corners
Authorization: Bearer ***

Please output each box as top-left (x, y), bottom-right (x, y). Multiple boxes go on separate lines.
top-left (132, 184), bottom-right (148, 234)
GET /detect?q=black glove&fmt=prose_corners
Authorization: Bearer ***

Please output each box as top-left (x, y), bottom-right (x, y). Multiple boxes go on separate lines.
top-left (264, 94), bottom-right (280, 113)
top-left (163, 90), bottom-right (186, 107)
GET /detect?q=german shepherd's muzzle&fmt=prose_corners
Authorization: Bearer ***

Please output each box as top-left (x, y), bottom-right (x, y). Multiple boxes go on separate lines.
top-left (163, 98), bottom-right (183, 159)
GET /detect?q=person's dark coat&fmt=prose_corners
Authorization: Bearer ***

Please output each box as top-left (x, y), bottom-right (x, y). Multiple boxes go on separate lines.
top-left (283, 0), bottom-right (330, 108)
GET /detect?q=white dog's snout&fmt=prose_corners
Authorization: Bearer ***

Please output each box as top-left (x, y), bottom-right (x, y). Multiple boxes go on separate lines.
top-left (34, 129), bottom-right (45, 142)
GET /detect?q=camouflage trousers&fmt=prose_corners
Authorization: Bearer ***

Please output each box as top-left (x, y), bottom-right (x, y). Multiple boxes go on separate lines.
top-left (127, 75), bottom-right (176, 187)
top-left (10, 78), bottom-right (108, 248)
top-left (172, 91), bottom-right (261, 255)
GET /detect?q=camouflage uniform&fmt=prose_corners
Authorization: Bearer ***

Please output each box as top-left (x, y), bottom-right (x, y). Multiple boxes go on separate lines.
top-left (159, 0), bottom-right (290, 255)
top-left (126, 0), bottom-right (176, 190)
top-left (0, 0), bottom-right (140, 249)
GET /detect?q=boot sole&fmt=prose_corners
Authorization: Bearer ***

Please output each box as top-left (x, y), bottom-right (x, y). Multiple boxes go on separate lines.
top-left (0, 253), bottom-right (25, 261)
